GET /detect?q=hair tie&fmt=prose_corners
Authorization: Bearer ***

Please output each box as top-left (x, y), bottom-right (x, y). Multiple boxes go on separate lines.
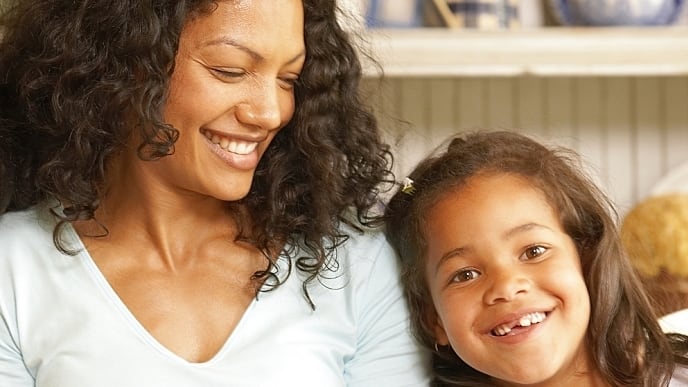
top-left (401, 177), bottom-right (416, 195)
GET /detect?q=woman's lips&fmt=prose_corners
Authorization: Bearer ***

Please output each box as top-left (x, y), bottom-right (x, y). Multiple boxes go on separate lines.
top-left (202, 130), bottom-right (258, 155)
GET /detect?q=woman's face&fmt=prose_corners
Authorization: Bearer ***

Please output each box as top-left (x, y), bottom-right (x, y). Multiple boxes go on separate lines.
top-left (424, 173), bottom-right (594, 386)
top-left (150, 0), bottom-right (305, 201)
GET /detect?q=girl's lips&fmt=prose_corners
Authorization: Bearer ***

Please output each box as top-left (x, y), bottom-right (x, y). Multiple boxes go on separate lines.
top-left (487, 310), bottom-right (552, 337)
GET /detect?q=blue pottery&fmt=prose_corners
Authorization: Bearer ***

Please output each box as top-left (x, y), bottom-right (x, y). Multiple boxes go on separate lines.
top-left (548, 0), bottom-right (685, 25)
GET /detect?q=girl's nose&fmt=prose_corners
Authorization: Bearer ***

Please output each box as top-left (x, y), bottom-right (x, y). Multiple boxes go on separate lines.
top-left (482, 266), bottom-right (532, 305)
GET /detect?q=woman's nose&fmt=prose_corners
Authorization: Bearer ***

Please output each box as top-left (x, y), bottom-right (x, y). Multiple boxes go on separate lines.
top-left (235, 80), bottom-right (285, 131)
top-left (482, 265), bottom-right (532, 305)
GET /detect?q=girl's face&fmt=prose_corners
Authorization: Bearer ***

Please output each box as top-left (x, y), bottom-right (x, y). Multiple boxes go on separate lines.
top-left (424, 173), bottom-right (595, 386)
top-left (143, 0), bottom-right (305, 201)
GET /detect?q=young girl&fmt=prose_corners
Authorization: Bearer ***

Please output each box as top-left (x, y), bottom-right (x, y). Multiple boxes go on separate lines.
top-left (384, 130), bottom-right (688, 386)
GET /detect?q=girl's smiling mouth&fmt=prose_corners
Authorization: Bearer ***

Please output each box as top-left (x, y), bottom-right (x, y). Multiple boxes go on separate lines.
top-left (490, 311), bottom-right (549, 337)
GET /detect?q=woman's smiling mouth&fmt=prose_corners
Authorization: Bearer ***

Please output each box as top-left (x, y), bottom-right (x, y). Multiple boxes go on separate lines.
top-left (202, 130), bottom-right (258, 155)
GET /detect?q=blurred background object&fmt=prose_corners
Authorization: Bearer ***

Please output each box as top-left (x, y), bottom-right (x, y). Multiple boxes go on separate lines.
top-left (342, 0), bottom-right (687, 29)
top-left (621, 162), bottom-right (688, 318)
top-left (365, 0), bottom-right (425, 28)
top-left (547, 0), bottom-right (685, 26)
top-left (650, 160), bottom-right (688, 196)
top-left (519, 0), bottom-right (546, 27)
top-left (442, 0), bottom-right (521, 29)
top-left (358, 0), bottom-right (546, 29)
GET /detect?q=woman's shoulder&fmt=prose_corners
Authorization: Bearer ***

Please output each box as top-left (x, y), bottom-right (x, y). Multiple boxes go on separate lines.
top-left (0, 204), bottom-right (55, 239)
top-left (333, 222), bottom-right (400, 272)
top-left (338, 222), bottom-right (389, 253)
top-left (0, 204), bottom-right (62, 268)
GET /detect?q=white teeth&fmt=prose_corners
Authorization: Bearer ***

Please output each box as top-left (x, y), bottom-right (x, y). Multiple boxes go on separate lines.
top-left (492, 312), bottom-right (547, 336)
top-left (203, 131), bottom-right (258, 155)
top-left (227, 140), bottom-right (257, 155)
top-left (519, 316), bottom-right (532, 327)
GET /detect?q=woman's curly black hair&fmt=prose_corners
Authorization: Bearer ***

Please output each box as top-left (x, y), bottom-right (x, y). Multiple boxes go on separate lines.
top-left (0, 0), bottom-right (393, 306)
top-left (384, 130), bottom-right (688, 386)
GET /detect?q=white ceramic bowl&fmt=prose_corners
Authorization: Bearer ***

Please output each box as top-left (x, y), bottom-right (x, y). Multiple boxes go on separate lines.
top-left (548, 0), bottom-right (685, 25)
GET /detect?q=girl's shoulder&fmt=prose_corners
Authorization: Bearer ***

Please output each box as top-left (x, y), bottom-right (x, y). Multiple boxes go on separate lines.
top-left (661, 309), bottom-right (688, 335)
top-left (671, 364), bottom-right (688, 387)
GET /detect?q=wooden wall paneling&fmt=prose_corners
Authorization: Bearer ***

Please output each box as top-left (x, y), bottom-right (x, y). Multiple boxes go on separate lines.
top-left (663, 77), bottom-right (688, 174)
top-left (515, 76), bottom-right (547, 137)
top-left (485, 78), bottom-right (516, 130)
top-left (425, 77), bottom-right (460, 158)
top-left (574, 77), bottom-right (607, 194)
top-left (634, 77), bottom-right (664, 201)
top-left (603, 77), bottom-right (635, 213)
top-left (391, 78), bottom-right (431, 176)
top-left (455, 78), bottom-right (488, 131)
top-left (544, 77), bottom-right (577, 150)
top-left (364, 75), bottom-right (688, 210)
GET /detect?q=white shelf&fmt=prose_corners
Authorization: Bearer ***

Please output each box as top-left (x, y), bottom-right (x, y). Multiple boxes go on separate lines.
top-left (362, 27), bottom-right (688, 77)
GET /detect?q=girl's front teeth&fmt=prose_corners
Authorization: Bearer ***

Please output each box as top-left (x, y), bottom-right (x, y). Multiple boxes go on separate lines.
top-left (492, 312), bottom-right (547, 336)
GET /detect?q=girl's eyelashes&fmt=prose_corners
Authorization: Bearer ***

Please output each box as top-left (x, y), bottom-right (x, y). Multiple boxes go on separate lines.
top-left (449, 268), bottom-right (481, 284)
top-left (522, 244), bottom-right (548, 261)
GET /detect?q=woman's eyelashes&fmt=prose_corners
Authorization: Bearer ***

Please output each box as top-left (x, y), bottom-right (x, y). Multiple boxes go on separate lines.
top-left (211, 67), bottom-right (246, 81)
top-left (210, 67), bottom-right (299, 90)
top-left (277, 75), bottom-right (299, 90)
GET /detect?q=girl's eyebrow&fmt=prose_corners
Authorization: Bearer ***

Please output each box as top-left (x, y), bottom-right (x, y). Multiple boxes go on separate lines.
top-left (502, 222), bottom-right (552, 240)
top-left (435, 247), bottom-right (469, 275)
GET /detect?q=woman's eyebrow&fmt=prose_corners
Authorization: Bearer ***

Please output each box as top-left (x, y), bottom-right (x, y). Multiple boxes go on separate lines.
top-left (202, 37), bottom-right (306, 66)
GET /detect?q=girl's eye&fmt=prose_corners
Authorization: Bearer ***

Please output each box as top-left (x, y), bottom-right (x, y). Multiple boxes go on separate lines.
top-left (450, 269), bottom-right (481, 283)
top-left (523, 245), bottom-right (547, 260)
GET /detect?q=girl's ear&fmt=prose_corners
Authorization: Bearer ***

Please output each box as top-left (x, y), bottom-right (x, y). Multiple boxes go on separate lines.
top-left (430, 313), bottom-right (450, 346)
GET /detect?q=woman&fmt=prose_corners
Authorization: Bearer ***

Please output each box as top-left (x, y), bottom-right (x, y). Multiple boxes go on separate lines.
top-left (0, 0), bottom-right (430, 385)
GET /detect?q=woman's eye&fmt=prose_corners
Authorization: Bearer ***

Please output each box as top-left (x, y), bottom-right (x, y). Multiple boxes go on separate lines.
top-left (523, 245), bottom-right (547, 260)
top-left (278, 76), bottom-right (299, 90)
top-left (451, 269), bottom-right (481, 283)
top-left (211, 68), bottom-right (245, 80)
